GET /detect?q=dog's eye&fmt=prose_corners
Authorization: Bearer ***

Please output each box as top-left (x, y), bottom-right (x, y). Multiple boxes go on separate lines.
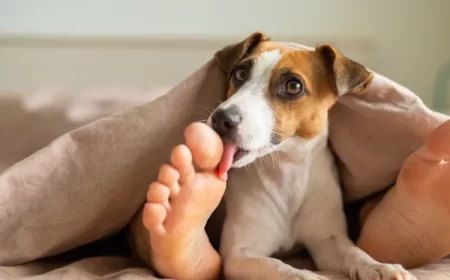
top-left (232, 66), bottom-right (249, 83)
top-left (284, 78), bottom-right (304, 95)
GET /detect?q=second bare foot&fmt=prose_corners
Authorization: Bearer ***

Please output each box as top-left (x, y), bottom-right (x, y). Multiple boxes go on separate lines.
top-left (358, 120), bottom-right (450, 269)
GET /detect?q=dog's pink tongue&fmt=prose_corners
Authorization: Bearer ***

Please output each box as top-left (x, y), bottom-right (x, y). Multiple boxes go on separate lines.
top-left (218, 143), bottom-right (237, 181)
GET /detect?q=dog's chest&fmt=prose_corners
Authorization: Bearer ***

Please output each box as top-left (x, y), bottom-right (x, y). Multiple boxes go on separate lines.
top-left (256, 154), bottom-right (311, 213)
top-left (254, 148), bottom-right (322, 253)
top-left (225, 136), bottom-right (333, 254)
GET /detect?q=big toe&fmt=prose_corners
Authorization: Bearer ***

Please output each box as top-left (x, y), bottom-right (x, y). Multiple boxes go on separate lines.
top-left (418, 120), bottom-right (450, 161)
top-left (185, 122), bottom-right (223, 170)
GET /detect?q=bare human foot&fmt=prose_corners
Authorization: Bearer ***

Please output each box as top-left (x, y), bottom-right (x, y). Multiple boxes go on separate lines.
top-left (143, 123), bottom-right (226, 280)
top-left (357, 120), bottom-right (450, 269)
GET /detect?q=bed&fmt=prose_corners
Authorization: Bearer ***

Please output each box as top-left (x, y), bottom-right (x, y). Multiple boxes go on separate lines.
top-left (1, 37), bottom-right (450, 280)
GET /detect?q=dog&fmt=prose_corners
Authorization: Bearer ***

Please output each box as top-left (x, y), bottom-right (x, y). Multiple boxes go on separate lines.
top-left (207, 32), bottom-right (415, 280)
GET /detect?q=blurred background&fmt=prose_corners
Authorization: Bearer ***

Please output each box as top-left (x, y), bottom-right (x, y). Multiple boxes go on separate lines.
top-left (0, 0), bottom-right (449, 111)
top-left (0, 0), bottom-right (449, 171)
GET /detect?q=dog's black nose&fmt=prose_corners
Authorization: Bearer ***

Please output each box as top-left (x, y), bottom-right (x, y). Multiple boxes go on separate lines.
top-left (211, 105), bottom-right (242, 139)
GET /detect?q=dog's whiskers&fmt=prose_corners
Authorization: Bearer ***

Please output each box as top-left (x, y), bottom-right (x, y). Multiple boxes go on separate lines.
top-left (274, 151), bottom-right (281, 163)
top-left (195, 106), bottom-right (214, 115)
top-left (259, 156), bottom-right (269, 169)
top-left (273, 151), bottom-right (280, 166)
top-left (244, 164), bottom-right (249, 173)
top-left (269, 152), bottom-right (276, 167)
top-left (193, 112), bottom-right (210, 120)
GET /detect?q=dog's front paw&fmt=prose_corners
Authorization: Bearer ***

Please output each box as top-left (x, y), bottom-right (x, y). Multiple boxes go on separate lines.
top-left (349, 263), bottom-right (415, 280)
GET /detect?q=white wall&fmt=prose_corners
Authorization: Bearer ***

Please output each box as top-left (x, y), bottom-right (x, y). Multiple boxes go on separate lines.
top-left (1, 0), bottom-right (449, 107)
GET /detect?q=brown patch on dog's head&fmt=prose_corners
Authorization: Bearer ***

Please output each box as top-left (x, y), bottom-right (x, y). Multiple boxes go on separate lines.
top-left (213, 32), bottom-right (373, 149)
top-left (316, 44), bottom-right (373, 96)
top-left (221, 39), bottom-right (293, 99)
top-left (266, 45), bottom-right (373, 142)
top-left (267, 50), bottom-right (337, 141)
top-left (214, 32), bottom-right (270, 74)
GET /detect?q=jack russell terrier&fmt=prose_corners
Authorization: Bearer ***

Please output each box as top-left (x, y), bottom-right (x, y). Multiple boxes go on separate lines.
top-left (208, 32), bottom-right (414, 280)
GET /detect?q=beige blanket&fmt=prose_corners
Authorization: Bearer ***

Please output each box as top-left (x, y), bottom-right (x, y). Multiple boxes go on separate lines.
top-left (0, 40), bottom-right (449, 279)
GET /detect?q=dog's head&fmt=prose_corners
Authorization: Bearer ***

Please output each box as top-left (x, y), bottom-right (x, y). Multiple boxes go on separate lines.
top-left (208, 32), bottom-right (373, 170)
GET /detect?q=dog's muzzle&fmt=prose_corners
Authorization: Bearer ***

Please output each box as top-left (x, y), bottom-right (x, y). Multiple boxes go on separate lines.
top-left (211, 105), bottom-right (243, 142)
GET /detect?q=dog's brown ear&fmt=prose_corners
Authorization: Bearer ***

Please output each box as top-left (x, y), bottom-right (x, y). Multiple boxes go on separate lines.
top-left (215, 32), bottom-right (270, 73)
top-left (316, 44), bottom-right (373, 96)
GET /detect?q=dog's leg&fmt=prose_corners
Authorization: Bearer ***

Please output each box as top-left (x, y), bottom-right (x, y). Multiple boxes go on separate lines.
top-left (220, 216), bottom-right (327, 280)
top-left (305, 233), bottom-right (414, 280)
top-left (223, 254), bottom-right (327, 280)
top-left (296, 181), bottom-right (415, 280)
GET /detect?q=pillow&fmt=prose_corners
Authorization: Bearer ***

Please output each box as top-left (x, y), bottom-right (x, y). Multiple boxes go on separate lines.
top-left (0, 40), bottom-right (447, 266)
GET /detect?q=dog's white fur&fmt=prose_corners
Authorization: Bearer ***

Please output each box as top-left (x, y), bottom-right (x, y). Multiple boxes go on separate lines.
top-left (209, 50), bottom-right (413, 280)
top-left (214, 49), bottom-right (282, 168)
